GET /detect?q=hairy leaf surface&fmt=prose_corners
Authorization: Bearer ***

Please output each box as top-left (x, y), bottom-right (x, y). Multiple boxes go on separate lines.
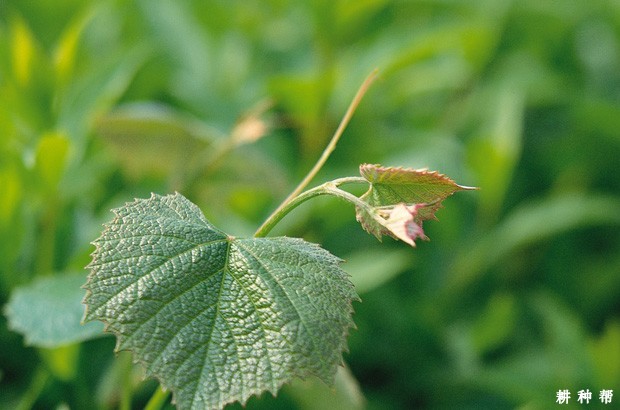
top-left (83, 193), bottom-right (357, 410)
top-left (356, 164), bottom-right (475, 245)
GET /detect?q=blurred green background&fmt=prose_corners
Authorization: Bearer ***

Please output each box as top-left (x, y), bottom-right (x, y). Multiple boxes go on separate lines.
top-left (1, 0), bottom-right (619, 409)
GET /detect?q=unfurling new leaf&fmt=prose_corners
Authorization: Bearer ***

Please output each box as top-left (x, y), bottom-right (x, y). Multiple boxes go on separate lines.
top-left (83, 193), bottom-right (357, 410)
top-left (356, 164), bottom-right (476, 246)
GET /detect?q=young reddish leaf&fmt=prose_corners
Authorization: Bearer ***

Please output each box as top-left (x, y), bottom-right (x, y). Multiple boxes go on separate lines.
top-left (359, 163), bottom-right (475, 208)
top-left (382, 204), bottom-right (428, 246)
top-left (356, 164), bottom-right (476, 246)
top-left (357, 203), bottom-right (428, 247)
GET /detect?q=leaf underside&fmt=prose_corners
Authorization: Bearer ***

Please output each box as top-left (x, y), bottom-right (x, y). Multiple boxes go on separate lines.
top-left (83, 193), bottom-right (357, 410)
top-left (356, 164), bottom-right (475, 245)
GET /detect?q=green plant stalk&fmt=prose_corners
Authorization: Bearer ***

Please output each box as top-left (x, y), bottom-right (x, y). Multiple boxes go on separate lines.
top-left (254, 177), bottom-right (370, 238)
top-left (119, 352), bottom-right (133, 410)
top-left (254, 69), bottom-right (378, 237)
top-left (144, 386), bottom-right (170, 410)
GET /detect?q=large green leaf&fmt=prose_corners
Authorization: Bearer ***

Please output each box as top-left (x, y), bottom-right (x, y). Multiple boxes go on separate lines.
top-left (83, 193), bottom-right (357, 410)
top-left (4, 273), bottom-right (105, 348)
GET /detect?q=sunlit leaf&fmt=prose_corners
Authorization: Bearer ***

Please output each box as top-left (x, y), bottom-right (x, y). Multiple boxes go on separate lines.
top-left (84, 193), bottom-right (357, 410)
top-left (57, 47), bottom-right (147, 150)
top-left (53, 8), bottom-right (95, 84)
top-left (0, 165), bottom-right (22, 227)
top-left (10, 16), bottom-right (36, 85)
top-left (35, 131), bottom-right (70, 190)
top-left (467, 83), bottom-right (524, 222)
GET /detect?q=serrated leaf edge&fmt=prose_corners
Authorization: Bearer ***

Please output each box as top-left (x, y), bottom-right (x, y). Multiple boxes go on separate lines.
top-left (82, 193), bottom-right (358, 409)
top-left (360, 163), bottom-right (477, 193)
top-left (355, 164), bottom-right (477, 246)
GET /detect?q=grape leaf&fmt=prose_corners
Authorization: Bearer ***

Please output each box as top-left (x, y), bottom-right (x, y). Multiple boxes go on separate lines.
top-left (83, 193), bottom-right (357, 410)
top-left (4, 273), bottom-right (105, 348)
top-left (356, 164), bottom-right (475, 245)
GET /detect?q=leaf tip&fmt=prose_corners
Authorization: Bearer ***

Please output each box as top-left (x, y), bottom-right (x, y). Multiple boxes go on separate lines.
top-left (458, 184), bottom-right (480, 191)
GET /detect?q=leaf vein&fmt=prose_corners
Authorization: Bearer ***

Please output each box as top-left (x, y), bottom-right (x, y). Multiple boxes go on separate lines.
top-left (89, 239), bottom-right (225, 316)
top-left (234, 240), bottom-right (321, 374)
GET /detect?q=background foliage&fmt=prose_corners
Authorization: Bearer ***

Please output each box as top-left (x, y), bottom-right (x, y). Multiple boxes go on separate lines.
top-left (1, 0), bottom-right (619, 409)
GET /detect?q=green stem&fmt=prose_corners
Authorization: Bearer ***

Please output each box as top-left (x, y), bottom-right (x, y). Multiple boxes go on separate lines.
top-left (144, 386), bottom-right (170, 410)
top-left (16, 367), bottom-right (49, 410)
top-left (119, 352), bottom-right (133, 410)
top-left (290, 70), bottom-right (377, 197)
top-left (254, 178), bottom-right (371, 238)
top-left (323, 183), bottom-right (377, 215)
top-left (255, 69), bottom-right (378, 237)
top-left (330, 176), bottom-right (368, 186)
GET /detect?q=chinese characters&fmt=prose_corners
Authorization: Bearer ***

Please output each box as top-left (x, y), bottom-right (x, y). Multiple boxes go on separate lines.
top-left (556, 389), bottom-right (613, 405)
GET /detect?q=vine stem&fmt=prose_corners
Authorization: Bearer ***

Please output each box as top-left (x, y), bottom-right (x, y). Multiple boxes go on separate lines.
top-left (254, 177), bottom-right (371, 238)
top-left (254, 69), bottom-right (379, 237)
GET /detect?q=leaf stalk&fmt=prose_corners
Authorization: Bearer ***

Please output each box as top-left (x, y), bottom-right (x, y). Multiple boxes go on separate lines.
top-left (254, 178), bottom-right (371, 238)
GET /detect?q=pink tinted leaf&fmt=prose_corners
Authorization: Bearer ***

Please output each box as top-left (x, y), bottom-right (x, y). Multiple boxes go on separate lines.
top-left (382, 204), bottom-right (428, 247)
top-left (359, 163), bottom-right (475, 209)
top-left (355, 164), bottom-right (477, 245)
top-left (355, 203), bottom-right (429, 247)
